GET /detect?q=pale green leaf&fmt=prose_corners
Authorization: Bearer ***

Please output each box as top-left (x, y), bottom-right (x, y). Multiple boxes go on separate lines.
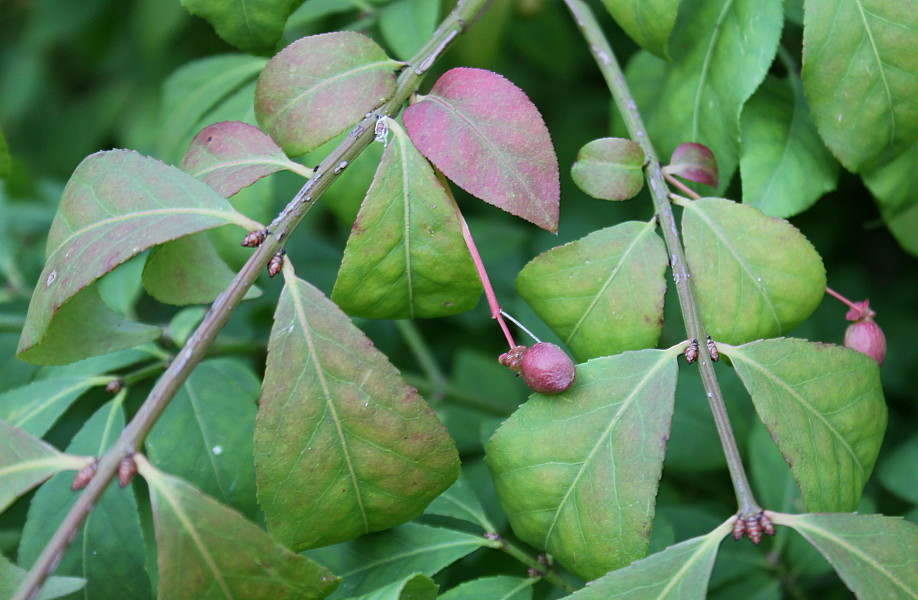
top-left (599, 0), bottom-right (679, 58)
top-left (379, 0), bottom-right (439, 62)
top-left (571, 138), bottom-right (645, 201)
top-left (486, 348), bottom-right (679, 580)
top-left (0, 554), bottom-right (85, 600)
top-left (864, 142), bottom-right (918, 257)
top-left (680, 197), bottom-right (826, 345)
top-left (180, 0), bottom-right (301, 55)
top-left (167, 306), bottom-right (208, 348)
top-left (424, 472), bottom-right (494, 531)
top-left (516, 221), bottom-right (668, 361)
top-left (0, 376), bottom-right (108, 436)
top-left (439, 576), bottom-right (533, 600)
top-left (721, 339), bottom-right (887, 512)
top-left (350, 573), bottom-right (438, 600)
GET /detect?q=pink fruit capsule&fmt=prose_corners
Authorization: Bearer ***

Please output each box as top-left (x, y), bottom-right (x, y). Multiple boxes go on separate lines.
top-left (519, 342), bottom-right (576, 394)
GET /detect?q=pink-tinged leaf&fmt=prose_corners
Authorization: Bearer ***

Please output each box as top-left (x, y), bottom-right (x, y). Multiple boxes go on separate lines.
top-left (403, 68), bottom-right (560, 232)
top-left (181, 122), bottom-right (312, 197)
top-left (663, 142), bottom-right (719, 187)
top-left (571, 137), bottom-right (645, 200)
top-left (255, 32), bottom-right (399, 155)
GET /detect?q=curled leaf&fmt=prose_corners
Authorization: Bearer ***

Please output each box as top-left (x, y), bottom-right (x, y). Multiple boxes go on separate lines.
top-left (664, 142), bottom-right (719, 187)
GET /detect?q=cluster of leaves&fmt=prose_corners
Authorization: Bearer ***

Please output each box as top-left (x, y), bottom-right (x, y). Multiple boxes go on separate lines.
top-left (0, 1), bottom-right (916, 599)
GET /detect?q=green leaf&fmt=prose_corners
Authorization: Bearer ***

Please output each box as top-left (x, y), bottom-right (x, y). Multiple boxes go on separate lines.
top-left (486, 348), bottom-right (679, 580)
top-left (516, 221), bottom-right (668, 361)
top-left (0, 420), bottom-right (84, 514)
top-left (304, 523), bottom-right (492, 600)
top-left (0, 554), bottom-right (85, 600)
top-left (146, 359), bottom-right (259, 518)
top-left (424, 473), bottom-right (494, 531)
top-left (136, 455), bottom-right (339, 600)
top-left (180, 0), bottom-right (300, 55)
top-left (0, 375), bottom-right (108, 436)
top-left (255, 32), bottom-right (398, 155)
top-left (721, 339), bottom-right (887, 512)
top-left (255, 272), bottom-right (460, 550)
top-left (771, 512), bottom-right (918, 599)
top-left (379, 0), bottom-right (439, 62)
top-left (97, 254), bottom-right (146, 317)
top-left (740, 75), bottom-right (839, 218)
top-left (439, 576), bottom-right (533, 600)
top-left (18, 150), bottom-right (257, 364)
top-left (331, 121), bottom-right (481, 319)
top-left (560, 519), bottom-right (733, 598)
top-left (625, 0), bottom-right (783, 189)
top-left (598, 0), bottom-right (679, 58)
top-left (0, 127), bottom-right (10, 180)
top-left (167, 306), bottom-right (208, 348)
top-left (879, 435), bottom-right (918, 504)
top-left (802, 0), bottom-right (918, 172)
top-left (18, 399), bottom-right (152, 600)
top-left (680, 197), bottom-right (826, 345)
top-left (864, 142), bottom-right (918, 257)
top-left (571, 138), bottom-right (645, 201)
top-left (351, 573), bottom-right (438, 600)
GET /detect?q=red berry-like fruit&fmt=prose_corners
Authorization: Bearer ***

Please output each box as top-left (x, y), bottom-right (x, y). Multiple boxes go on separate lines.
top-left (845, 319), bottom-right (886, 365)
top-left (519, 342), bottom-right (576, 394)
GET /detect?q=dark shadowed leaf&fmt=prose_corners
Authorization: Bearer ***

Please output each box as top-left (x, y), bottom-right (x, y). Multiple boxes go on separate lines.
top-left (179, 0), bottom-right (301, 55)
top-left (18, 398), bottom-right (151, 600)
top-left (0, 420), bottom-right (85, 514)
top-left (304, 523), bottom-right (494, 600)
top-left (255, 269), bottom-right (459, 550)
top-left (665, 142), bottom-right (719, 188)
top-left (864, 142), bottom-right (918, 257)
top-left (403, 68), bottom-right (560, 232)
top-left (560, 519), bottom-right (732, 599)
top-left (146, 359), bottom-right (259, 517)
top-left (571, 138), bottom-right (645, 200)
top-left (351, 574), bottom-right (438, 600)
top-left (255, 32), bottom-right (399, 155)
top-left (379, 0), bottom-right (439, 61)
top-left (802, 0), bottom-right (918, 172)
top-left (181, 121), bottom-right (312, 197)
top-left (721, 339), bottom-right (887, 512)
top-left (0, 375), bottom-right (108, 437)
top-left (598, 0), bottom-right (679, 58)
top-left (486, 348), bottom-right (679, 580)
top-left (0, 127), bottom-right (9, 180)
top-left (0, 554), bottom-right (85, 600)
top-left (136, 455), bottom-right (339, 600)
top-left (440, 576), bottom-right (533, 600)
top-left (516, 221), bottom-right (668, 361)
top-left (740, 76), bottom-right (839, 218)
top-left (18, 150), bottom-right (258, 364)
top-left (878, 435), bottom-right (918, 504)
top-left (771, 512), bottom-right (918, 599)
top-left (679, 197), bottom-right (826, 345)
top-left (332, 121), bottom-right (481, 319)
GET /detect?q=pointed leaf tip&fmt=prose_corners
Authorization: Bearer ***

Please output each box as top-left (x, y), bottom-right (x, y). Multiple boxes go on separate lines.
top-left (403, 68), bottom-right (560, 232)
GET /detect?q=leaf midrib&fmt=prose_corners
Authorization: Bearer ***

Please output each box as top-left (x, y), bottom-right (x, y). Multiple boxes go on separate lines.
top-left (853, 0), bottom-right (896, 148)
top-left (691, 0), bottom-right (735, 140)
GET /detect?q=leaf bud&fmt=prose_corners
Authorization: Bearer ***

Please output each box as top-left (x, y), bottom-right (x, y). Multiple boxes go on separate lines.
top-left (518, 342), bottom-right (576, 394)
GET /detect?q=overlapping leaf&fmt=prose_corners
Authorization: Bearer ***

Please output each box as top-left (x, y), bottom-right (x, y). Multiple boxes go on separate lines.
top-left (137, 456), bottom-right (339, 600)
top-left (255, 271), bottom-right (460, 550)
top-left (403, 68), bottom-right (561, 232)
top-left (332, 121), bottom-right (481, 319)
top-left (864, 142), bottom-right (918, 257)
top-left (255, 32), bottom-right (399, 155)
top-left (599, 0), bottom-right (679, 58)
top-left (350, 574), bottom-right (438, 600)
top-left (771, 512), bottom-right (918, 599)
top-left (561, 519), bottom-right (733, 598)
top-left (439, 576), bottom-right (533, 600)
top-left (179, 0), bottom-right (301, 55)
top-left (516, 221), bottom-right (668, 361)
top-left (18, 150), bottom-right (257, 364)
top-left (379, 0), bottom-right (439, 61)
top-left (665, 143), bottom-right (719, 188)
top-left (740, 76), bottom-right (839, 218)
top-left (0, 554), bottom-right (85, 600)
top-left (571, 138), bottom-right (645, 201)
top-left (802, 0), bottom-right (918, 172)
top-left (486, 349), bottom-right (679, 580)
top-left (721, 339), bottom-right (887, 512)
top-left (424, 473), bottom-right (493, 531)
top-left (0, 376), bottom-right (108, 436)
top-left (680, 197), bottom-right (826, 344)
top-left (624, 0), bottom-right (783, 189)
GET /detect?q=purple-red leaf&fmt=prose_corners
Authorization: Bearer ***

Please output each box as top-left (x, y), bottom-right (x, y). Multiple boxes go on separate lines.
top-left (664, 142), bottom-right (719, 187)
top-left (403, 68), bottom-right (560, 232)
top-left (181, 122), bottom-right (312, 197)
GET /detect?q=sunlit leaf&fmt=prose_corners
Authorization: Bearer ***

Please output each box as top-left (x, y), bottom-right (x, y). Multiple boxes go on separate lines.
top-left (625, 0), bottom-right (783, 189)
top-left (439, 575), bottom-right (533, 600)
top-left (304, 523), bottom-right (493, 600)
top-left (0, 376), bottom-right (108, 436)
top-left (350, 573), bottom-right (438, 600)
top-left (18, 399), bottom-right (152, 600)
top-left (680, 197), bottom-right (826, 345)
top-left (802, 0), bottom-right (918, 172)
top-left (598, 0), bottom-right (679, 58)
top-left (181, 121), bottom-right (311, 197)
top-left (179, 0), bottom-right (301, 55)
top-left (721, 339), bottom-right (887, 512)
top-left (146, 359), bottom-right (259, 517)
top-left (379, 0), bottom-right (439, 61)
top-left (0, 420), bottom-right (84, 514)
top-left (516, 221), bottom-right (668, 361)
top-left (332, 121), bottom-right (481, 319)
top-left (665, 142), bottom-right (719, 188)
top-left (0, 554), bottom-right (85, 600)
top-left (864, 142), bottom-right (918, 257)
top-left (256, 32), bottom-right (399, 155)
top-left (487, 348), bottom-right (679, 580)
top-left (137, 456), bottom-right (339, 600)
top-left (571, 138), bottom-right (645, 201)
top-left (771, 512), bottom-right (918, 599)
top-left (255, 270), bottom-right (460, 550)
top-left (403, 67), bottom-right (561, 232)
top-left (560, 519), bottom-right (733, 599)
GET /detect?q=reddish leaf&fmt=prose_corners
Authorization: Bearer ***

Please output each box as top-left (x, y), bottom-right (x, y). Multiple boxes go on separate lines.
top-left (181, 122), bottom-right (312, 197)
top-left (403, 68), bottom-right (560, 232)
top-left (664, 142), bottom-right (719, 187)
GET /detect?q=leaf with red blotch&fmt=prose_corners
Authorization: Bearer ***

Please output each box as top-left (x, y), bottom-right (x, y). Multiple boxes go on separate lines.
top-left (663, 142), bottom-right (719, 187)
top-left (403, 68), bottom-right (560, 232)
top-left (181, 122), bottom-right (312, 197)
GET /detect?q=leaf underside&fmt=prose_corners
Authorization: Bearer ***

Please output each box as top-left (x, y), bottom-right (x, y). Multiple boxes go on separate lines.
top-left (571, 137), bottom-right (646, 201)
